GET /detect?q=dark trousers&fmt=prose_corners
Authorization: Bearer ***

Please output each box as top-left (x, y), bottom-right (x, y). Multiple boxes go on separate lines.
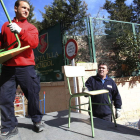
top-left (94, 114), bottom-right (112, 122)
top-left (0, 65), bottom-right (43, 132)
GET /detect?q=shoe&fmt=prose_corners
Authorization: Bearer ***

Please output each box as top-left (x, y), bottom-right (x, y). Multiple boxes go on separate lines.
top-left (0, 127), bottom-right (18, 140)
top-left (33, 122), bottom-right (45, 132)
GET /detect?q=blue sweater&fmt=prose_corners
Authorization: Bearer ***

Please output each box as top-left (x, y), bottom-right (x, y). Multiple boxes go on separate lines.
top-left (85, 74), bottom-right (122, 117)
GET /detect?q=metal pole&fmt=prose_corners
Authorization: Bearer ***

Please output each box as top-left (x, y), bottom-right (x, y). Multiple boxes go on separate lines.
top-left (44, 91), bottom-right (45, 114)
top-left (132, 23), bottom-right (137, 45)
top-left (86, 17), bottom-right (93, 62)
top-left (71, 59), bottom-right (79, 112)
top-left (93, 17), bottom-right (140, 25)
top-left (89, 17), bottom-right (96, 63)
top-left (0, 0), bottom-right (21, 49)
top-left (22, 95), bottom-right (25, 117)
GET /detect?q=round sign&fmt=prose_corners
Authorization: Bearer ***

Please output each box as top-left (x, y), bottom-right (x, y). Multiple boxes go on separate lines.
top-left (65, 39), bottom-right (78, 59)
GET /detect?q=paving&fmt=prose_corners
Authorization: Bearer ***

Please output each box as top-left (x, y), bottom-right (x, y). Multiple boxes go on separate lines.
top-left (1, 110), bottom-right (140, 140)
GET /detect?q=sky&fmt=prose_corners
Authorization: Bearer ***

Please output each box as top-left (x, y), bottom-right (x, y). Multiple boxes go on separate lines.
top-left (0, 0), bottom-right (133, 31)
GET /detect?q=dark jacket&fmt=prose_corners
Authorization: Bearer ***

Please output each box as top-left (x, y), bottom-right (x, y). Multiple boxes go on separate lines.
top-left (85, 74), bottom-right (122, 117)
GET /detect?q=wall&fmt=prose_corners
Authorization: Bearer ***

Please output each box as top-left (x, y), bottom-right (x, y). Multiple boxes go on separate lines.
top-left (15, 63), bottom-right (140, 121)
top-left (114, 76), bottom-right (140, 120)
top-left (76, 63), bottom-right (140, 121)
top-left (39, 81), bottom-right (70, 113)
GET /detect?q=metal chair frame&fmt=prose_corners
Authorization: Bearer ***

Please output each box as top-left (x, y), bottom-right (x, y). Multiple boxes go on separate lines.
top-left (64, 65), bottom-right (117, 138)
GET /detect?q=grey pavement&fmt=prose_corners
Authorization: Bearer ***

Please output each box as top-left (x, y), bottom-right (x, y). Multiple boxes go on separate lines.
top-left (2, 110), bottom-right (140, 140)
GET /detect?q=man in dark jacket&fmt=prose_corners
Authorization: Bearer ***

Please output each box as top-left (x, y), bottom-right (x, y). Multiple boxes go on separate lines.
top-left (85, 62), bottom-right (122, 122)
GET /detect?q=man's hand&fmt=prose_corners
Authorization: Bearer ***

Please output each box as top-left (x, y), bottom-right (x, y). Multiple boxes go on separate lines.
top-left (82, 87), bottom-right (89, 97)
top-left (115, 108), bottom-right (121, 119)
top-left (7, 23), bottom-right (22, 34)
top-left (82, 87), bottom-right (89, 92)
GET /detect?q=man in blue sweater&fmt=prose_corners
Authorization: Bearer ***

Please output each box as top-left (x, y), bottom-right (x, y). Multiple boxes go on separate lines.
top-left (85, 62), bottom-right (122, 122)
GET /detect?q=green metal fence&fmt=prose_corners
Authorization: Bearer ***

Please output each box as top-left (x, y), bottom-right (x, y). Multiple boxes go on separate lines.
top-left (91, 18), bottom-right (140, 77)
top-left (62, 17), bottom-right (95, 65)
top-left (1, 17), bottom-right (139, 78)
top-left (63, 17), bottom-right (140, 78)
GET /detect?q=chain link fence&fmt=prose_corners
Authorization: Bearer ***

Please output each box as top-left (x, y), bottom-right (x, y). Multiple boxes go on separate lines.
top-left (92, 18), bottom-right (140, 77)
top-left (63, 17), bottom-right (140, 77)
top-left (62, 18), bottom-right (94, 65)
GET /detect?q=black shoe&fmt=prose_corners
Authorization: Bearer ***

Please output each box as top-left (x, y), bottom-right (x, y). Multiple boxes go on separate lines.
top-left (33, 122), bottom-right (45, 132)
top-left (0, 127), bottom-right (18, 140)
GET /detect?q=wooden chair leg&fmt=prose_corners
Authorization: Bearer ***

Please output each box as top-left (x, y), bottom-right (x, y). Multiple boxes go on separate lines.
top-left (89, 96), bottom-right (95, 138)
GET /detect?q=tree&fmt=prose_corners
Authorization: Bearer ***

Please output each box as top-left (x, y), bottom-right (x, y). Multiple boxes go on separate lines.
top-left (27, 0), bottom-right (43, 30)
top-left (131, 0), bottom-right (140, 23)
top-left (103, 0), bottom-right (132, 21)
top-left (40, 0), bottom-right (89, 33)
top-left (115, 31), bottom-right (140, 75)
top-left (100, 0), bottom-right (140, 76)
top-left (27, 0), bottom-right (36, 24)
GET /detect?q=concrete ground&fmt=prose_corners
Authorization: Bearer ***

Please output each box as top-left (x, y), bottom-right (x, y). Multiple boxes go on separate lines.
top-left (0, 110), bottom-right (136, 140)
top-left (117, 117), bottom-right (139, 130)
top-left (0, 110), bottom-right (140, 140)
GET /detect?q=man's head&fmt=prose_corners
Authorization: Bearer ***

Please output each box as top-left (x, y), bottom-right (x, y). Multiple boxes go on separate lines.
top-left (98, 62), bottom-right (109, 79)
top-left (14, 0), bottom-right (30, 21)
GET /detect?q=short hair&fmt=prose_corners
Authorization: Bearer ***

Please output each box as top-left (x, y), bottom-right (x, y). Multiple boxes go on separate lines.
top-left (98, 62), bottom-right (109, 69)
top-left (15, 0), bottom-right (29, 7)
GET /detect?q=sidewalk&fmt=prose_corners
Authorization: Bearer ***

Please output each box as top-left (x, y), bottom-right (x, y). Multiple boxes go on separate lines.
top-left (1, 110), bottom-right (140, 140)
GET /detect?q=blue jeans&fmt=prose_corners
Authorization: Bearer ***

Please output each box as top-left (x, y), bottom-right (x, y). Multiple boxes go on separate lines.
top-left (0, 65), bottom-right (43, 132)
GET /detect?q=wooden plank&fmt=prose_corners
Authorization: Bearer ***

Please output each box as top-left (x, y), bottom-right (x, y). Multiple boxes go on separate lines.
top-left (83, 89), bottom-right (109, 95)
top-left (0, 45), bottom-right (30, 64)
top-left (64, 66), bottom-right (85, 77)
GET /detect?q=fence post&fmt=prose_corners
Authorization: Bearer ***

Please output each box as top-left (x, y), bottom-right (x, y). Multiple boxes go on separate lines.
top-left (44, 91), bottom-right (45, 114)
top-left (89, 17), bottom-right (96, 63)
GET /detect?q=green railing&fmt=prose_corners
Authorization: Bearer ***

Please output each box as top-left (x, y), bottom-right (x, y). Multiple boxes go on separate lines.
top-left (91, 18), bottom-right (140, 77)
top-left (62, 17), bottom-right (94, 65)
top-left (63, 17), bottom-right (140, 77)
top-left (1, 15), bottom-right (139, 78)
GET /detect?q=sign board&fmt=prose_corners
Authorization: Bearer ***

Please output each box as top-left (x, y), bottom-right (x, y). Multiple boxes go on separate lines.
top-left (65, 39), bottom-right (78, 59)
top-left (34, 23), bottom-right (64, 82)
